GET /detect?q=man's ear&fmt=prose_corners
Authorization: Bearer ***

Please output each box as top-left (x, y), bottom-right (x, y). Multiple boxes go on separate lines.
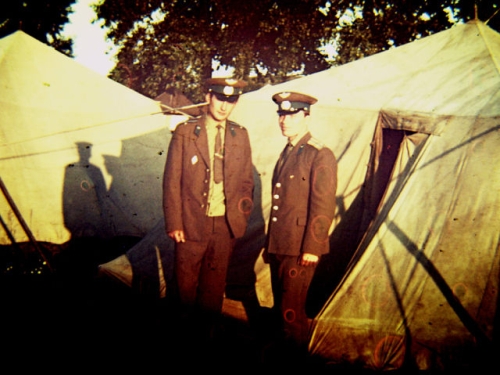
top-left (205, 92), bottom-right (212, 103)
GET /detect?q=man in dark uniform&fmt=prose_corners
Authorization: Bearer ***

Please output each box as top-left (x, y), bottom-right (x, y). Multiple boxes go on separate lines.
top-left (263, 91), bottom-right (337, 353)
top-left (163, 78), bottom-right (254, 331)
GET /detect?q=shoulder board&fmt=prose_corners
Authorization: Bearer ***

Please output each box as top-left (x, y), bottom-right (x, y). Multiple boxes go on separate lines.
top-left (187, 117), bottom-right (200, 124)
top-left (175, 118), bottom-right (197, 127)
top-left (172, 117), bottom-right (200, 134)
top-left (307, 137), bottom-right (325, 150)
top-left (228, 120), bottom-right (247, 131)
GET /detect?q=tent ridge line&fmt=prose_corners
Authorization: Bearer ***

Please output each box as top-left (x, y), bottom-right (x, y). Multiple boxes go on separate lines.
top-left (0, 111), bottom-right (167, 149)
top-left (476, 22), bottom-right (500, 79)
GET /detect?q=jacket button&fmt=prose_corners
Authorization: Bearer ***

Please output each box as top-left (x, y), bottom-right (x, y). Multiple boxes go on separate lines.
top-left (273, 194), bottom-right (280, 199)
top-left (273, 205), bottom-right (278, 211)
top-left (275, 182), bottom-right (281, 188)
top-left (272, 217), bottom-right (277, 222)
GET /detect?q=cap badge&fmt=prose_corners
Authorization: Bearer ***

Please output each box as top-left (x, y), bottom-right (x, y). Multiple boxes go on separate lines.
top-left (281, 100), bottom-right (291, 110)
top-left (223, 86), bottom-right (235, 95)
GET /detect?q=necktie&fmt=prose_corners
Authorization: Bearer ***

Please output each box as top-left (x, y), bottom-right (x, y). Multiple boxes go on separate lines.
top-left (214, 125), bottom-right (224, 183)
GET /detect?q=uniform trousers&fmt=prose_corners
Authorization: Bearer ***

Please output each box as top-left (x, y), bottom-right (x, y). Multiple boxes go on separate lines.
top-left (268, 253), bottom-right (317, 349)
top-left (174, 215), bottom-right (235, 315)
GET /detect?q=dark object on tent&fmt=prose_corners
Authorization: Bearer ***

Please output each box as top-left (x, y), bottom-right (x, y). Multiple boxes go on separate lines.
top-left (155, 88), bottom-right (205, 117)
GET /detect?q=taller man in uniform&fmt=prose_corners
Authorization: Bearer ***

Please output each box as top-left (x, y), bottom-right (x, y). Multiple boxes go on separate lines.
top-left (264, 91), bottom-right (337, 353)
top-left (163, 78), bottom-right (254, 330)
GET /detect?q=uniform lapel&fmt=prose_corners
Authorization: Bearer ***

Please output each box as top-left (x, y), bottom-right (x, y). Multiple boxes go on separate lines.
top-left (277, 132), bottom-right (311, 177)
top-left (194, 119), bottom-right (210, 168)
top-left (223, 123), bottom-right (234, 179)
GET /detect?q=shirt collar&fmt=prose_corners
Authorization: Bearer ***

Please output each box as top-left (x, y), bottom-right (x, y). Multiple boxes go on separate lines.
top-left (204, 114), bottom-right (226, 130)
top-left (288, 129), bottom-right (308, 147)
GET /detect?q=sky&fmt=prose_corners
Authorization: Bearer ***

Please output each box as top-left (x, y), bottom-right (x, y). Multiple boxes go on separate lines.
top-left (62, 0), bottom-right (117, 76)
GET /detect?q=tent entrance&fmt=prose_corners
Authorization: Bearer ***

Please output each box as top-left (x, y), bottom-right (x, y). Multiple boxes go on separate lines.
top-left (360, 110), bottom-right (432, 238)
top-left (309, 111), bottom-right (430, 314)
top-left (367, 127), bottom-right (414, 217)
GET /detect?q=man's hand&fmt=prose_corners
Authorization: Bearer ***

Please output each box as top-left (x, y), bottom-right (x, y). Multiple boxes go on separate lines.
top-left (168, 230), bottom-right (186, 243)
top-left (298, 252), bottom-right (319, 267)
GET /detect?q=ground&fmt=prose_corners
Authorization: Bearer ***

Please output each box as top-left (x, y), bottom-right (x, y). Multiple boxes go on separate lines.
top-left (1, 239), bottom-right (328, 372)
top-left (2, 240), bottom-right (496, 374)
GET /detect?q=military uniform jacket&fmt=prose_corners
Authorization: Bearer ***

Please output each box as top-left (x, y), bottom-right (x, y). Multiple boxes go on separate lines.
top-left (265, 132), bottom-right (337, 257)
top-left (163, 116), bottom-right (254, 241)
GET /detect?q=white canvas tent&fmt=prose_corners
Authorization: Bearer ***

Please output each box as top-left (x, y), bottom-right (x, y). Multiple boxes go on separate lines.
top-left (99, 19), bottom-right (500, 370)
top-left (0, 31), bottom-right (178, 259)
top-left (231, 19), bottom-right (500, 371)
top-left (9, 18), bottom-right (498, 370)
top-left (302, 20), bottom-right (500, 371)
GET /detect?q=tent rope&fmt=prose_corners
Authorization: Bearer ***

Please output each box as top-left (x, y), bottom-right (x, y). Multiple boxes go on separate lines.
top-left (159, 101), bottom-right (207, 118)
top-left (0, 177), bottom-right (53, 272)
top-left (485, 8), bottom-right (500, 25)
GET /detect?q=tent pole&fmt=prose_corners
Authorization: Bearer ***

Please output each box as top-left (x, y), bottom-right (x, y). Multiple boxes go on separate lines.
top-left (0, 177), bottom-right (53, 273)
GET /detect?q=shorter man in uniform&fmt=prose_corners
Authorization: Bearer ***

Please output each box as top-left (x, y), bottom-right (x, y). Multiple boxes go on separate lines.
top-left (263, 91), bottom-right (337, 354)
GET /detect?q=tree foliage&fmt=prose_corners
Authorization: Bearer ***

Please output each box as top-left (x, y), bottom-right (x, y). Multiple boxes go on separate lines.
top-left (96, 0), bottom-right (335, 102)
top-left (95, 0), bottom-right (499, 102)
top-left (334, 0), bottom-right (500, 64)
top-left (0, 0), bottom-right (76, 56)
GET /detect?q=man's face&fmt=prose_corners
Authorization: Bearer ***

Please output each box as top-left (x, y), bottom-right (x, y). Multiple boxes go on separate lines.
top-left (278, 110), bottom-right (308, 140)
top-left (206, 92), bottom-right (238, 122)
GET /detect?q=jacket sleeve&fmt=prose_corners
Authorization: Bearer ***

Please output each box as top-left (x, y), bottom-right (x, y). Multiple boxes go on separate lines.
top-left (163, 127), bottom-right (184, 233)
top-left (302, 147), bottom-right (338, 256)
top-left (225, 125), bottom-right (255, 239)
